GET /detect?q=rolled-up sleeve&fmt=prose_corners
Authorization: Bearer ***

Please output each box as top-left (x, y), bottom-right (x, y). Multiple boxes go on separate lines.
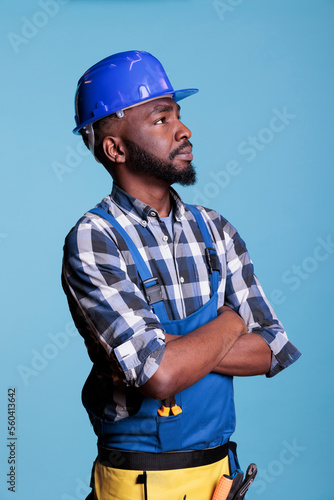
top-left (62, 217), bottom-right (166, 387)
top-left (223, 222), bottom-right (301, 377)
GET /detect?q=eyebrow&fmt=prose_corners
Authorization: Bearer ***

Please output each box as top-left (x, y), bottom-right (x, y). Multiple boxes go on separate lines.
top-left (148, 103), bottom-right (181, 117)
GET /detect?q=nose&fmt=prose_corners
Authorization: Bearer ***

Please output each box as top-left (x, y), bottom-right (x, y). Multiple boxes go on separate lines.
top-left (175, 120), bottom-right (192, 142)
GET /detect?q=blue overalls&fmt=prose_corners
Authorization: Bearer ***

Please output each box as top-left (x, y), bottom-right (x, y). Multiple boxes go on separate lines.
top-left (84, 205), bottom-right (237, 465)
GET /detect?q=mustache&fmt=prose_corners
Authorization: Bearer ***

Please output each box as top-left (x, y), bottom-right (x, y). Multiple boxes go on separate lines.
top-left (169, 140), bottom-right (193, 160)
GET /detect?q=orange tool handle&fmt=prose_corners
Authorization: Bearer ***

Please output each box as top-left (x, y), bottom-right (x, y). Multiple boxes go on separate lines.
top-left (157, 405), bottom-right (170, 417)
top-left (212, 475), bottom-right (233, 500)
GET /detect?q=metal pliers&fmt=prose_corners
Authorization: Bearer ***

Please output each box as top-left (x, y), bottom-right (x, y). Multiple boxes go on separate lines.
top-left (212, 463), bottom-right (258, 500)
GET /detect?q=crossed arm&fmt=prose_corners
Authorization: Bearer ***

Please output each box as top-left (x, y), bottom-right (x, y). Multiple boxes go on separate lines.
top-left (63, 212), bottom-right (299, 402)
top-left (141, 306), bottom-right (272, 400)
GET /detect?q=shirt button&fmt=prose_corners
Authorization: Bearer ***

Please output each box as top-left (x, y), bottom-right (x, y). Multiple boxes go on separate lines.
top-left (180, 277), bottom-right (185, 283)
top-left (162, 235), bottom-right (168, 242)
top-left (141, 220), bottom-right (147, 227)
top-left (150, 211), bottom-right (157, 217)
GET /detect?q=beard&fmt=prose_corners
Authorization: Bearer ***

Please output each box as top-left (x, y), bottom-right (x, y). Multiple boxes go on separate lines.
top-left (123, 138), bottom-right (197, 186)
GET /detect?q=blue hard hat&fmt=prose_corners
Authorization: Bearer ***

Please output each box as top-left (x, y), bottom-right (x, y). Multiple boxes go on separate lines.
top-left (73, 50), bottom-right (198, 134)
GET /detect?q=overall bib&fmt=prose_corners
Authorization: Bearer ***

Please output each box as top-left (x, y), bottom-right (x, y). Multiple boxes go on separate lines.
top-left (85, 205), bottom-right (239, 499)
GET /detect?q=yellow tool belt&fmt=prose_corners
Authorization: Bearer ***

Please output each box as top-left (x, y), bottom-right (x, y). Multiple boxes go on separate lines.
top-left (92, 444), bottom-right (232, 500)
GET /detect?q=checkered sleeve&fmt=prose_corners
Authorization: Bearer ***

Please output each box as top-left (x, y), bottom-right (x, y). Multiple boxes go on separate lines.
top-left (62, 216), bottom-right (166, 387)
top-left (223, 221), bottom-right (301, 377)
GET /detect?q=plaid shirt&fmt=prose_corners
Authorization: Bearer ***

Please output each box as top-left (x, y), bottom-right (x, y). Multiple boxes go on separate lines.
top-left (62, 184), bottom-right (301, 421)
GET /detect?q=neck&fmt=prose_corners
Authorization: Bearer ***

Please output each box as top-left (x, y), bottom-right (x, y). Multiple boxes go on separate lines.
top-left (115, 172), bottom-right (172, 217)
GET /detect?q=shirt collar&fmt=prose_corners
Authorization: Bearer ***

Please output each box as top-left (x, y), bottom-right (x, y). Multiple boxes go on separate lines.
top-left (109, 184), bottom-right (185, 222)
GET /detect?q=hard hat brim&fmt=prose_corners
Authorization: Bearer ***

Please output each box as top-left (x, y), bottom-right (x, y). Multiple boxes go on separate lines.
top-left (73, 87), bottom-right (198, 134)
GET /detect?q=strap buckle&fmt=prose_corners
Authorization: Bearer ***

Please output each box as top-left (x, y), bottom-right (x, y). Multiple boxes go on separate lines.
top-left (143, 277), bottom-right (163, 305)
top-left (205, 247), bottom-right (220, 274)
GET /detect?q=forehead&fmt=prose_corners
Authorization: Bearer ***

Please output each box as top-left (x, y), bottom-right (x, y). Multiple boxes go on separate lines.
top-left (129, 97), bottom-right (180, 119)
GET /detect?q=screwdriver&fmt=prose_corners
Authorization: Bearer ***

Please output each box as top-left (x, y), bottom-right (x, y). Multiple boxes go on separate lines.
top-left (212, 475), bottom-right (233, 500)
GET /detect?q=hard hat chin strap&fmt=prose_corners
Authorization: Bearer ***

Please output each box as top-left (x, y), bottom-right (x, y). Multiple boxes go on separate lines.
top-left (83, 110), bottom-right (125, 163)
top-left (85, 123), bottom-right (95, 153)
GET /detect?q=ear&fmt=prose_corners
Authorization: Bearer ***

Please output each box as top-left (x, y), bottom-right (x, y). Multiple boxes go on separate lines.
top-left (103, 136), bottom-right (126, 164)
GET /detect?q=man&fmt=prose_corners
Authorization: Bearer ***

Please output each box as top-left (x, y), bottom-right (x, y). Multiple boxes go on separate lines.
top-left (62, 50), bottom-right (301, 500)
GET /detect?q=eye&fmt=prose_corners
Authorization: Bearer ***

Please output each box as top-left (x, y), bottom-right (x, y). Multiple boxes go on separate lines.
top-left (155, 116), bottom-right (166, 125)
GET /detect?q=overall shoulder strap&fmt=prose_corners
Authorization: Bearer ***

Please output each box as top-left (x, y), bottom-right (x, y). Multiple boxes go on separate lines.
top-left (88, 208), bottom-right (169, 322)
top-left (185, 204), bottom-right (220, 295)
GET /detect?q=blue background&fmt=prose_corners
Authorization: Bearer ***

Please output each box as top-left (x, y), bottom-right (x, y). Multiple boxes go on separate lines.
top-left (1, 1), bottom-right (333, 499)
